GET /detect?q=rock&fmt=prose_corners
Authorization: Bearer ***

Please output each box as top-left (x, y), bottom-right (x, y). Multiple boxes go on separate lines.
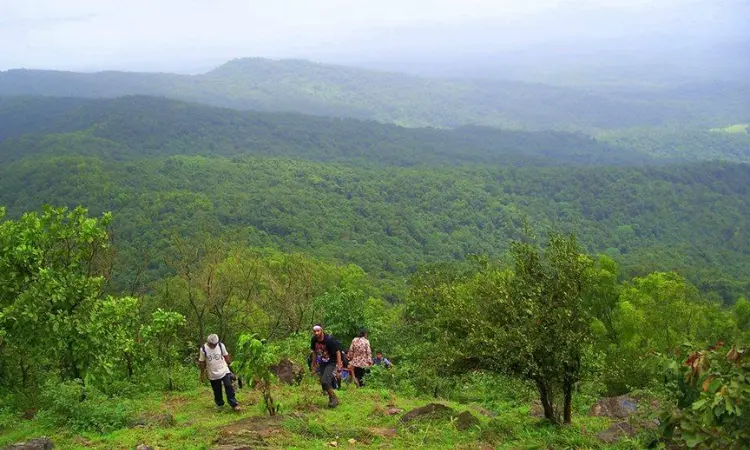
top-left (135, 445), bottom-right (153, 450)
top-left (596, 422), bottom-right (637, 443)
top-left (347, 438), bottom-right (357, 444)
top-left (588, 395), bottom-right (638, 419)
top-left (455, 411), bottom-right (480, 431)
top-left (401, 403), bottom-right (454, 423)
top-left (270, 358), bottom-right (304, 385)
top-left (385, 408), bottom-right (403, 416)
top-left (2, 437), bottom-right (54, 450)
top-left (327, 441), bottom-right (338, 447)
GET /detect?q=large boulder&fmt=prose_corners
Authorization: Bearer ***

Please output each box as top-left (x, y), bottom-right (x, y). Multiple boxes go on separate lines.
top-left (2, 437), bottom-right (54, 450)
top-left (270, 358), bottom-right (304, 385)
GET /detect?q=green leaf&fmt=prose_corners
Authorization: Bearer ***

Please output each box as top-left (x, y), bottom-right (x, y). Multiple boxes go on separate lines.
top-left (691, 398), bottom-right (708, 411)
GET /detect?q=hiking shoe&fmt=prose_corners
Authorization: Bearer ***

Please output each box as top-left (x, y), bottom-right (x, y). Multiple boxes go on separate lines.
top-left (215, 404), bottom-right (225, 409)
top-left (328, 397), bottom-right (339, 408)
top-left (232, 405), bottom-right (242, 412)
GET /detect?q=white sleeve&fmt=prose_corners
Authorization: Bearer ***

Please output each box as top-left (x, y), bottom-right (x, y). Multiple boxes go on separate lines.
top-left (198, 348), bottom-right (206, 362)
top-left (221, 343), bottom-right (229, 357)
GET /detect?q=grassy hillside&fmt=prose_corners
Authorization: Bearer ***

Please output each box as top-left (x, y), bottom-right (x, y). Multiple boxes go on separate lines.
top-left (0, 376), bottom-right (637, 450)
top-left (2, 58), bottom-right (748, 131)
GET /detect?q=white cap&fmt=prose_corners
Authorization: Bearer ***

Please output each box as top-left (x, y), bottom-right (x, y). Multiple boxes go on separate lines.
top-left (207, 334), bottom-right (219, 344)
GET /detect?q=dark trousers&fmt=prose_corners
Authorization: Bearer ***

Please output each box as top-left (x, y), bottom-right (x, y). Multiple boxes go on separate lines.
top-left (354, 367), bottom-right (366, 386)
top-left (210, 373), bottom-right (238, 407)
top-left (320, 363), bottom-right (336, 391)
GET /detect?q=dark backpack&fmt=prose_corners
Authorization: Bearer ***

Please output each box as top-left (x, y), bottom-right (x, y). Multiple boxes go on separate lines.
top-left (334, 338), bottom-right (349, 366)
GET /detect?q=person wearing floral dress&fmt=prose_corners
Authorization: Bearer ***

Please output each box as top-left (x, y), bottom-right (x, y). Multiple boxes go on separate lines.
top-left (348, 328), bottom-right (372, 387)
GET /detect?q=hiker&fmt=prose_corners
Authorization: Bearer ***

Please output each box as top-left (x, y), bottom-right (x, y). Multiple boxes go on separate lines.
top-left (372, 351), bottom-right (393, 369)
top-left (348, 328), bottom-right (372, 387)
top-left (199, 334), bottom-right (241, 411)
top-left (310, 324), bottom-right (343, 407)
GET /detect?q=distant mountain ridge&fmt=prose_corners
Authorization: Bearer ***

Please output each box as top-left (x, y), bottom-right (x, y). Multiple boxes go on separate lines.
top-left (1, 57), bottom-right (748, 131)
top-left (0, 95), bottom-right (652, 167)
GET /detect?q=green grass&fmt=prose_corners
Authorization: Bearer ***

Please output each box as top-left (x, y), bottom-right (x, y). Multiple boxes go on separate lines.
top-left (0, 377), bottom-right (648, 449)
top-left (710, 123), bottom-right (749, 134)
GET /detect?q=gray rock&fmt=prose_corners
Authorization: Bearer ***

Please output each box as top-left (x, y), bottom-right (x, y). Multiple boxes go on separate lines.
top-left (2, 437), bottom-right (54, 450)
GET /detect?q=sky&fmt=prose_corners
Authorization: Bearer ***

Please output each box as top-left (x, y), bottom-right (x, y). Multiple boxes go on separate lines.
top-left (0, 0), bottom-right (748, 73)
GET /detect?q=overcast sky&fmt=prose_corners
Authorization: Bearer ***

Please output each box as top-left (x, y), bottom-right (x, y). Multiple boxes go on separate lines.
top-left (1, 0), bottom-right (748, 72)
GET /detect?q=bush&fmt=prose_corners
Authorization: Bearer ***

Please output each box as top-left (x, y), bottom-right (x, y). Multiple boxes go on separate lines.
top-left (0, 407), bottom-right (17, 430)
top-left (35, 380), bottom-right (133, 433)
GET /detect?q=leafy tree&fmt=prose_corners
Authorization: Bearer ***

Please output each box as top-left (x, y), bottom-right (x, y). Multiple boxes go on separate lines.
top-left (506, 234), bottom-right (594, 424)
top-left (0, 206), bottom-right (113, 388)
top-left (140, 309), bottom-right (187, 391)
top-left (85, 296), bottom-right (141, 389)
top-left (405, 233), bottom-right (594, 424)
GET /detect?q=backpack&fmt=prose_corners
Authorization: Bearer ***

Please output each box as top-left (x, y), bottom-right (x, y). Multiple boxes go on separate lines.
top-left (201, 342), bottom-right (226, 358)
top-left (333, 338), bottom-right (349, 366)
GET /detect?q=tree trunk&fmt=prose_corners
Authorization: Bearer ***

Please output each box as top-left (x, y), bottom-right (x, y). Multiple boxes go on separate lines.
top-left (125, 352), bottom-right (134, 379)
top-left (535, 379), bottom-right (558, 424)
top-left (563, 379), bottom-right (573, 424)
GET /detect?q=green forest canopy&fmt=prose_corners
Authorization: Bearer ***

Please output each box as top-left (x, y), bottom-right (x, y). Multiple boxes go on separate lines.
top-left (0, 96), bottom-right (748, 304)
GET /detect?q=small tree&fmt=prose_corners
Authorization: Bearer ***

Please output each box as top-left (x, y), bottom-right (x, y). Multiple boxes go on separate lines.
top-left (140, 309), bottom-right (186, 390)
top-left (508, 233), bottom-right (594, 424)
top-left (234, 333), bottom-right (279, 416)
top-left (405, 233), bottom-right (593, 424)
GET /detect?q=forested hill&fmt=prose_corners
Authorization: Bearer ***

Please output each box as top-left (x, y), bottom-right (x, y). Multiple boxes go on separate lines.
top-left (0, 95), bottom-right (749, 302)
top-left (2, 57), bottom-right (748, 131)
top-left (0, 96), bottom-right (652, 167)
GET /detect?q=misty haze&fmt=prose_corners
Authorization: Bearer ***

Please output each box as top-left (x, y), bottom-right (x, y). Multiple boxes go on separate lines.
top-left (1, 1), bottom-right (750, 449)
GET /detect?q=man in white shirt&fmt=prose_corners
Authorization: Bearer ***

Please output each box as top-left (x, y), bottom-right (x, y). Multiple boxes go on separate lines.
top-left (198, 334), bottom-right (241, 411)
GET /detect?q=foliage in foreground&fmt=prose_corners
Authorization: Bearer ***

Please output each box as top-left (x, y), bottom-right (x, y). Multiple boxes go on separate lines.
top-left (234, 333), bottom-right (279, 416)
top-left (661, 344), bottom-right (750, 449)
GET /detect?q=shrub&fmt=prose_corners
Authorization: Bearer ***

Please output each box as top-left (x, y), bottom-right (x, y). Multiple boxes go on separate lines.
top-left (35, 379), bottom-right (133, 433)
